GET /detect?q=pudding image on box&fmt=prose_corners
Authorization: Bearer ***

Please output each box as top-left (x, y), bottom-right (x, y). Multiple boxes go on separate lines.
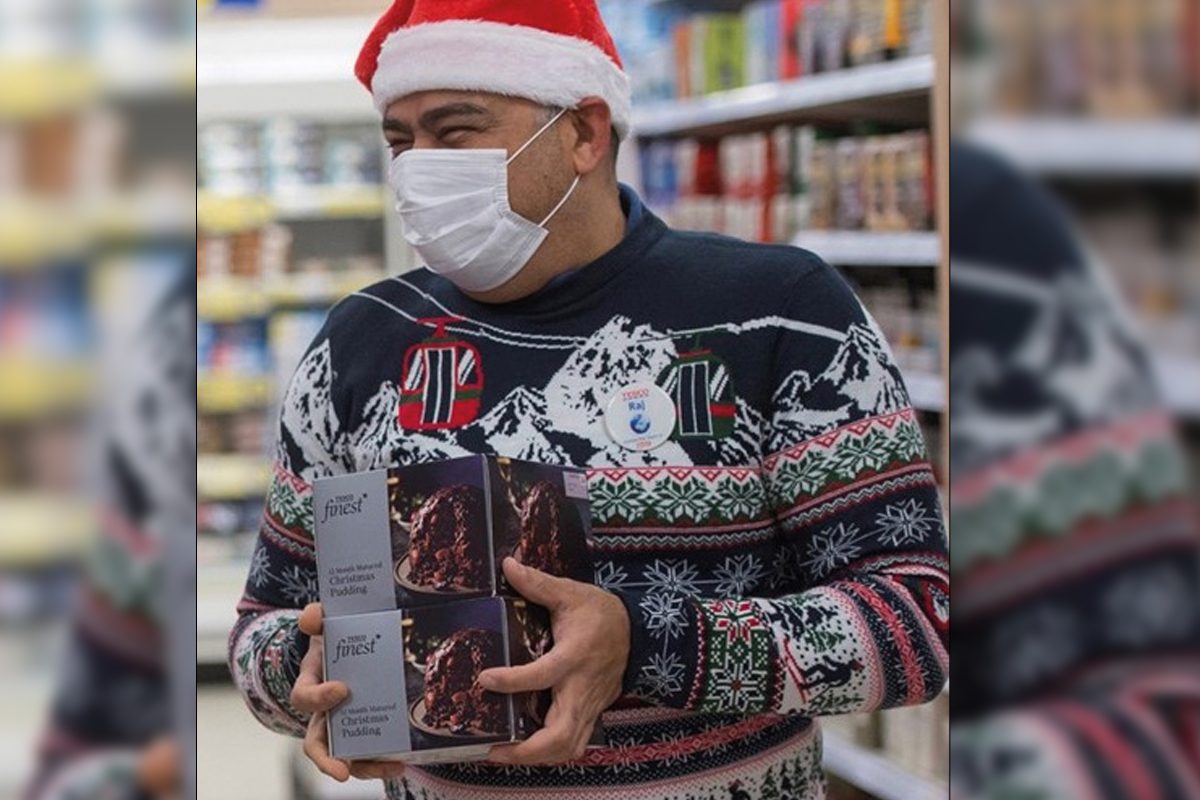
top-left (315, 455), bottom-right (593, 616)
top-left (324, 596), bottom-right (554, 763)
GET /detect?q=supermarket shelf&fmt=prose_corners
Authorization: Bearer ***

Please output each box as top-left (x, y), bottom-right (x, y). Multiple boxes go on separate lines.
top-left (905, 370), bottom-right (945, 413)
top-left (197, 373), bottom-right (273, 414)
top-left (0, 199), bottom-right (93, 266)
top-left (198, 453), bottom-right (272, 500)
top-left (100, 44), bottom-right (197, 98)
top-left (0, 494), bottom-right (93, 568)
top-left (792, 230), bottom-right (939, 267)
top-left (823, 731), bottom-right (945, 800)
top-left (0, 358), bottom-right (92, 421)
top-left (966, 118), bottom-right (1200, 178)
top-left (198, 16), bottom-right (378, 122)
top-left (274, 186), bottom-right (386, 221)
top-left (198, 187), bottom-right (385, 233)
top-left (0, 193), bottom-right (192, 264)
top-left (198, 270), bottom-right (385, 318)
top-left (632, 56), bottom-right (934, 138)
top-left (197, 193), bottom-right (276, 234)
top-left (198, 277), bottom-right (271, 321)
top-left (269, 269), bottom-right (386, 306)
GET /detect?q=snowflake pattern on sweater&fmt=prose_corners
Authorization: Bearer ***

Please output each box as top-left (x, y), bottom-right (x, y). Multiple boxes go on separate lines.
top-left (229, 188), bottom-right (948, 799)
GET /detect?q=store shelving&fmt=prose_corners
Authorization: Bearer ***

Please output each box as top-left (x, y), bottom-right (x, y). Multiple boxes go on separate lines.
top-left (197, 16), bottom-right (378, 123)
top-left (966, 118), bottom-right (1200, 178)
top-left (792, 230), bottom-right (940, 267)
top-left (197, 453), bottom-right (272, 500)
top-left (823, 731), bottom-right (945, 800)
top-left (0, 358), bottom-right (93, 422)
top-left (0, 494), bottom-right (93, 569)
top-left (632, 55), bottom-right (934, 139)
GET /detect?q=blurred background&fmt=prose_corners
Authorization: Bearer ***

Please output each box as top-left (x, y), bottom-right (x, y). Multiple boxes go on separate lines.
top-left (951, 0), bottom-right (1199, 797)
top-left (197, 0), bottom-right (950, 798)
top-left (0, 0), bottom-right (195, 798)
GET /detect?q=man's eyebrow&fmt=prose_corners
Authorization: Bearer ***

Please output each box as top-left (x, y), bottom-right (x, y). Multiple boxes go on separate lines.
top-left (418, 102), bottom-right (495, 130)
top-left (382, 117), bottom-right (410, 135)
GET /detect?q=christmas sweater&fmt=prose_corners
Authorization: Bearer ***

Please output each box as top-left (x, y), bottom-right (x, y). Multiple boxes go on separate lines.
top-left (230, 186), bottom-right (949, 800)
top-left (24, 261), bottom-right (195, 800)
top-left (949, 143), bottom-right (1200, 797)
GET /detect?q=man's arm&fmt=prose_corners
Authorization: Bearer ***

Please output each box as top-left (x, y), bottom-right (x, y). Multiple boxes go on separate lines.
top-left (616, 267), bottom-right (949, 717)
top-left (228, 337), bottom-right (348, 737)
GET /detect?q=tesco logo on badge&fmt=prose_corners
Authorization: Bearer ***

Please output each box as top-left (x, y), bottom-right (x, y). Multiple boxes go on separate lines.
top-left (621, 387), bottom-right (650, 401)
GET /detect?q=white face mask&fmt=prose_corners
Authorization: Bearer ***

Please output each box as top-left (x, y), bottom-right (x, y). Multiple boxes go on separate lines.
top-left (388, 108), bottom-right (581, 293)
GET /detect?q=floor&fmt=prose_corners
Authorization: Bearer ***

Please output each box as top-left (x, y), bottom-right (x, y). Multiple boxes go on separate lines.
top-left (198, 684), bottom-right (294, 800)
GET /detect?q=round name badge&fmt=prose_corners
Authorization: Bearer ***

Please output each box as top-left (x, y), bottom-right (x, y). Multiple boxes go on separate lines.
top-left (604, 382), bottom-right (677, 451)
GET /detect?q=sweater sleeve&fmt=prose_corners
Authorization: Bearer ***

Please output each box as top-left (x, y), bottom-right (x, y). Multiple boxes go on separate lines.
top-left (228, 336), bottom-right (349, 737)
top-left (617, 265), bottom-right (949, 716)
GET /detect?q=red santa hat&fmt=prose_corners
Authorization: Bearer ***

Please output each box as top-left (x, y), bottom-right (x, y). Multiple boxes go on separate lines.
top-left (355, 0), bottom-right (632, 139)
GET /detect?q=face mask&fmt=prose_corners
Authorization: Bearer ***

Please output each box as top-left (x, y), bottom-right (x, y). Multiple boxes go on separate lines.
top-left (389, 108), bottom-right (581, 292)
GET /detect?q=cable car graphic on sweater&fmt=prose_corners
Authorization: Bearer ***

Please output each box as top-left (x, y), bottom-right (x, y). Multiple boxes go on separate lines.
top-left (658, 345), bottom-right (736, 439)
top-left (399, 317), bottom-right (483, 431)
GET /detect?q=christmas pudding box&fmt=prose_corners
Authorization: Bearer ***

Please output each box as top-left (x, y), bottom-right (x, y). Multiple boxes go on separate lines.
top-left (324, 596), bottom-right (555, 762)
top-left (314, 455), bottom-right (594, 616)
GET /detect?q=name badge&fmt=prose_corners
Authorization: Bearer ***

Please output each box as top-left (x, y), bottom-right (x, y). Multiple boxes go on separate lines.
top-left (604, 382), bottom-right (676, 451)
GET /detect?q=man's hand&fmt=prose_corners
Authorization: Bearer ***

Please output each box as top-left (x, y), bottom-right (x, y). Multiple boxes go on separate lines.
top-left (136, 736), bottom-right (180, 799)
top-left (292, 603), bottom-right (406, 783)
top-left (480, 558), bottom-right (630, 766)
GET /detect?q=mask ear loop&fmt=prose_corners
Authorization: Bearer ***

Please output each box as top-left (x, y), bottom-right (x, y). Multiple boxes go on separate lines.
top-left (539, 174), bottom-right (580, 226)
top-left (506, 107), bottom-right (569, 165)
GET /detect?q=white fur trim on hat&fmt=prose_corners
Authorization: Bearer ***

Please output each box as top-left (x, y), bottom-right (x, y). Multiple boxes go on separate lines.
top-left (372, 20), bottom-right (633, 139)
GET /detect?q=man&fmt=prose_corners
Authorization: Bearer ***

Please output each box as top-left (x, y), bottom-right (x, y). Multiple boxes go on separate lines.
top-left (949, 141), bottom-right (1200, 798)
top-left (229, 2), bottom-right (948, 798)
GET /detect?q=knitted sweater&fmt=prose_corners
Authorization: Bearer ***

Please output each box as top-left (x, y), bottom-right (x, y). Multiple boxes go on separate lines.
top-left (949, 143), bottom-right (1200, 797)
top-left (230, 187), bottom-right (949, 800)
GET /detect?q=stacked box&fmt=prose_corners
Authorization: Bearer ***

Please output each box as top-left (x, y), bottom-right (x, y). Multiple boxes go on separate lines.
top-left (692, 14), bottom-right (746, 95)
top-left (315, 455), bottom-right (596, 762)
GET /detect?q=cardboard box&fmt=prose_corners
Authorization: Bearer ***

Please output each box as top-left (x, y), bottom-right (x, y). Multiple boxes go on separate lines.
top-left (325, 596), bottom-right (554, 763)
top-left (314, 455), bottom-right (594, 616)
top-left (700, 14), bottom-right (746, 94)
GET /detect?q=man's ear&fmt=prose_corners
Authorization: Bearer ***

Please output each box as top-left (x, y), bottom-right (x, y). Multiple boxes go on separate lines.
top-left (566, 96), bottom-right (614, 177)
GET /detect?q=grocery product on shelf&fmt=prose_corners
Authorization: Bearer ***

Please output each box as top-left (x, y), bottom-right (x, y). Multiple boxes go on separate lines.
top-left (641, 126), bottom-right (932, 243)
top-left (601, 0), bottom-right (933, 104)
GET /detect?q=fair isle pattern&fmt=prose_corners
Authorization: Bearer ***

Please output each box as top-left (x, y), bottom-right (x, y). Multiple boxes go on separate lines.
top-left (396, 721), bottom-right (825, 800)
top-left (952, 411), bottom-right (1189, 570)
top-left (230, 608), bottom-right (306, 736)
top-left (764, 408), bottom-right (928, 516)
top-left (228, 464), bottom-right (317, 736)
top-left (266, 461), bottom-right (315, 535)
top-left (587, 467), bottom-right (767, 527)
top-left (695, 600), bottom-right (781, 714)
top-left (780, 468), bottom-right (939, 533)
top-left (231, 200), bottom-right (949, 799)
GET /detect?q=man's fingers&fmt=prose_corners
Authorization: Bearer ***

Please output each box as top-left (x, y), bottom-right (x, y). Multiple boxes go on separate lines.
top-left (298, 603), bottom-right (324, 637)
top-left (303, 715), bottom-right (350, 782)
top-left (292, 675), bottom-right (349, 714)
top-left (348, 760), bottom-right (406, 780)
top-left (502, 558), bottom-right (568, 610)
top-left (478, 650), bottom-right (567, 694)
top-left (488, 717), bottom-right (578, 765)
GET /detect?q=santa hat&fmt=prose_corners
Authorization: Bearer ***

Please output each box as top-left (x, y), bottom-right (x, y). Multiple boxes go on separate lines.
top-left (355, 0), bottom-right (632, 139)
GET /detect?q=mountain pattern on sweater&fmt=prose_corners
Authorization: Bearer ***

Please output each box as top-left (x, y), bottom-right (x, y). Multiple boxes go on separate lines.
top-left (229, 188), bottom-right (949, 800)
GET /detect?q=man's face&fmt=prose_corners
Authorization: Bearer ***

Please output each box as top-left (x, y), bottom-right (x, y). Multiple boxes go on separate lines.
top-left (382, 90), bottom-right (575, 226)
